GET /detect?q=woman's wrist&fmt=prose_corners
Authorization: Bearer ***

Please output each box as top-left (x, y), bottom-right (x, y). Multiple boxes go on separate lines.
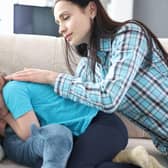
top-left (49, 71), bottom-right (58, 85)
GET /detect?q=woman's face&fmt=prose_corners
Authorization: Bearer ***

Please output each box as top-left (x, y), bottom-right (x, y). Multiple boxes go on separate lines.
top-left (54, 1), bottom-right (97, 46)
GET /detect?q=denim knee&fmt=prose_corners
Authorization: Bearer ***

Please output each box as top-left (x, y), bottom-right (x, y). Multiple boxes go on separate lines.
top-left (3, 127), bottom-right (42, 167)
top-left (31, 123), bottom-right (73, 152)
top-left (31, 124), bottom-right (73, 168)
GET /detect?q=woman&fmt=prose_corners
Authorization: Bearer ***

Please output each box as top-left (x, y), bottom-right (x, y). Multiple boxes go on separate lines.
top-left (5, 0), bottom-right (167, 167)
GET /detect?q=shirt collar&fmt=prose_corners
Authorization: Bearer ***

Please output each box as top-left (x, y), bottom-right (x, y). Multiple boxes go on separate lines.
top-left (96, 38), bottom-right (112, 64)
top-left (99, 38), bottom-right (112, 52)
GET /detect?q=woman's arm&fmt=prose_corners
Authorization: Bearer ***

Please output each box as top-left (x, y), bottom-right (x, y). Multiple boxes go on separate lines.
top-left (4, 110), bottom-right (40, 140)
top-left (4, 24), bottom-right (149, 113)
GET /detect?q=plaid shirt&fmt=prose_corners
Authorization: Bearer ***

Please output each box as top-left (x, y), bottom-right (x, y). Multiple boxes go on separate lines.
top-left (55, 23), bottom-right (168, 154)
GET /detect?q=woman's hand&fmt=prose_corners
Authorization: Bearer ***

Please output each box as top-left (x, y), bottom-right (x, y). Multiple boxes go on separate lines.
top-left (5, 68), bottom-right (58, 85)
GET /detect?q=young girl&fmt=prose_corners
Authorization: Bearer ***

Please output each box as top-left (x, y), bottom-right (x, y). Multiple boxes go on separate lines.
top-left (5, 0), bottom-right (167, 167)
top-left (0, 75), bottom-right (73, 168)
top-left (0, 76), bottom-right (134, 168)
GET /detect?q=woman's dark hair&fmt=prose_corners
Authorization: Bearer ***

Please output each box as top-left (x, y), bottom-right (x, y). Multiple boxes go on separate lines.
top-left (54, 0), bottom-right (168, 76)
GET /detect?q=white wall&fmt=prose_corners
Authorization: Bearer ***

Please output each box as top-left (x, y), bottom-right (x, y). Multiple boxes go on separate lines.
top-left (107, 0), bottom-right (134, 21)
top-left (13, 0), bottom-right (54, 7)
top-left (0, 0), bottom-right (13, 34)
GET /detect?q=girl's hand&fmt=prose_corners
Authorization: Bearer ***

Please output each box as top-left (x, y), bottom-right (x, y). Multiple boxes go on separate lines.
top-left (0, 74), bottom-right (9, 120)
top-left (0, 119), bottom-right (7, 136)
top-left (0, 93), bottom-right (9, 120)
top-left (5, 68), bottom-right (58, 85)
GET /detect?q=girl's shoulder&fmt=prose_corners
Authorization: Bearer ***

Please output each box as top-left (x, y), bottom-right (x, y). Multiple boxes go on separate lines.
top-left (3, 80), bottom-right (23, 89)
top-left (3, 81), bottom-right (28, 90)
top-left (2, 81), bottom-right (27, 97)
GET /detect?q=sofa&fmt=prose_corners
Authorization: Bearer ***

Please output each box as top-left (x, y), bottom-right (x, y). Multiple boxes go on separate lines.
top-left (0, 34), bottom-right (167, 167)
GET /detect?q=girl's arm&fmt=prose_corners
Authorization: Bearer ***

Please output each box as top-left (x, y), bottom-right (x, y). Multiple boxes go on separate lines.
top-left (0, 119), bottom-right (7, 136)
top-left (4, 110), bottom-right (40, 140)
top-left (1, 74), bottom-right (40, 140)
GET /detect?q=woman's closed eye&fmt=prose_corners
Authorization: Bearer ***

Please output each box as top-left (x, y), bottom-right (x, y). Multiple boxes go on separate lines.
top-left (55, 14), bottom-right (70, 25)
top-left (62, 15), bottom-right (70, 21)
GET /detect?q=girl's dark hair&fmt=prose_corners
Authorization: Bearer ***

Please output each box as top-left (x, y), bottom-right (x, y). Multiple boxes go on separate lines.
top-left (55, 0), bottom-right (168, 76)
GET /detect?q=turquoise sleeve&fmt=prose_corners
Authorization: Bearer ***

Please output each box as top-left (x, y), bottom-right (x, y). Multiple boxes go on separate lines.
top-left (2, 81), bottom-right (33, 119)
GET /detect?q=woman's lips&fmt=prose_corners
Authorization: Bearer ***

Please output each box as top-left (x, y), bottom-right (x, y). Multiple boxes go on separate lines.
top-left (65, 33), bottom-right (72, 41)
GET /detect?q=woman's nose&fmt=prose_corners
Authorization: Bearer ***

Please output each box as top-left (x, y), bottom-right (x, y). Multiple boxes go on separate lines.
top-left (58, 24), bottom-right (66, 35)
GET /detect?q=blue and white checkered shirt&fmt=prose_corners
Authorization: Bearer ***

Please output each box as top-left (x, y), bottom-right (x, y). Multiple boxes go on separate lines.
top-left (54, 23), bottom-right (168, 155)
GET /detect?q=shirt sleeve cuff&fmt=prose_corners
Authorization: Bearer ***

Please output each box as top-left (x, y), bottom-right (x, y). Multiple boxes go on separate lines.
top-left (54, 73), bottom-right (74, 97)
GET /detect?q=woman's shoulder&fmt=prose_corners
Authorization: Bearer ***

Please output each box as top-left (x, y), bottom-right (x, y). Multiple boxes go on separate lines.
top-left (117, 21), bottom-right (144, 34)
top-left (110, 21), bottom-right (147, 47)
top-left (100, 22), bottom-right (145, 45)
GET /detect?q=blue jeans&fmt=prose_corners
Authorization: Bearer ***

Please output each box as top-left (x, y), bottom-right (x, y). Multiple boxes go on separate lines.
top-left (3, 124), bottom-right (73, 168)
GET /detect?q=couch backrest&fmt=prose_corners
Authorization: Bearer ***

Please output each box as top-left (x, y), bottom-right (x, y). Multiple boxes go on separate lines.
top-left (0, 34), bottom-right (71, 74)
top-left (0, 34), bottom-right (168, 138)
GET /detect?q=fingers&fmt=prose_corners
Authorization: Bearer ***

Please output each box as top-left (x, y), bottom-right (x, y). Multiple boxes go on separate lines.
top-left (5, 68), bottom-right (37, 81)
top-left (5, 73), bottom-right (30, 81)
top-left (4, 68), bottom-right (57, 84)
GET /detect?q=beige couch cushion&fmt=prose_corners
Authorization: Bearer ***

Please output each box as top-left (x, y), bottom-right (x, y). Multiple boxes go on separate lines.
top-left (0, 34), bottom-right (68, 74)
